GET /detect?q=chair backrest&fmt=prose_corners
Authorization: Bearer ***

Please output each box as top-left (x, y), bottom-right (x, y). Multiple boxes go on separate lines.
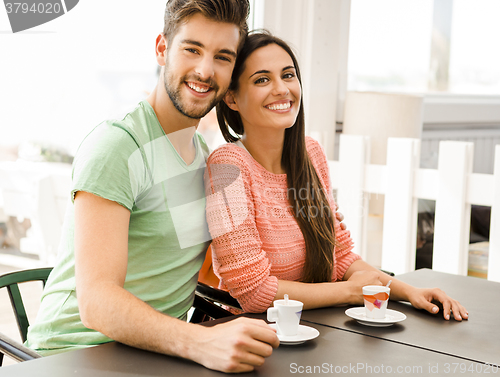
top-left (0, 268), bottom-right (53, 343)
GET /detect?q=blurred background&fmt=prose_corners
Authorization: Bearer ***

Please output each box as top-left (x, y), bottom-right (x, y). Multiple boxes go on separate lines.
top-left (0, 0), bottom-right (499, 273)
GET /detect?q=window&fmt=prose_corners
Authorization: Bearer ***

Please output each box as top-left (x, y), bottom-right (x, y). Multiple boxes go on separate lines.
top-left (448, 0), bottom-right (500, 94)
top-left (348, 0), bottom-right (433, 94)
top-left (348, 0), bottom-right (500, 96)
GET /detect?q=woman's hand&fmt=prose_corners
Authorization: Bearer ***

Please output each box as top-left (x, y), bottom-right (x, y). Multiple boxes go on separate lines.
top-left (406, 287), bottom-right (469, 321)
top-left (345, 270), bottom-right (383, 305)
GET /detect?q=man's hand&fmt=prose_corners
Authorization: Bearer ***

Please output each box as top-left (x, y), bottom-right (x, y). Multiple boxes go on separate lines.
top-left (193, 317), bottom-right (279, 373)
top-left (335, 210), bottom-right (347, 231)
top-left (345, 270), bottom-right (383, 305)
top-left (407, 287), bottom-right (469, 321)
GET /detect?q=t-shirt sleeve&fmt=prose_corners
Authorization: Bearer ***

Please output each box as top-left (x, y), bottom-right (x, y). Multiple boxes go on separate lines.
top-left (71, 123), bottom-right (144, 211)
top-left (306, 137), bottom-right (361, 281)
top-left (205, 147), bottom-right (278, 313)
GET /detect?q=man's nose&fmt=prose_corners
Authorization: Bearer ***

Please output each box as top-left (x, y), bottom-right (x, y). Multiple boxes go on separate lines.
top-left (194, 56), bottom-right (215, 81)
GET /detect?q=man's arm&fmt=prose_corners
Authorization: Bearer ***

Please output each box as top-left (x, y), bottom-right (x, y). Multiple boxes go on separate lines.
top-left (74, 192), bottom-right (279, 373)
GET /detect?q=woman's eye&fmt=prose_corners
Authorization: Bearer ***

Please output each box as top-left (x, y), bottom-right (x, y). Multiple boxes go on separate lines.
top-left (283, 72), bottom-right (295, 79)
top-left (254, 77), bottom-right (269, 84)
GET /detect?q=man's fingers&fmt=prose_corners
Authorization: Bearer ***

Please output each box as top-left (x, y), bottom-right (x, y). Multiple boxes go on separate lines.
top-left (231, 348), bottom-right (267, 368)
top-left (226, 318), bottom-right (280, 350)
top-left (335, 211), bottom-right (344, 222)
top-left (246, 322), bottom-right (280, 350)
top-left (335, 210), bottom-right (347, 230)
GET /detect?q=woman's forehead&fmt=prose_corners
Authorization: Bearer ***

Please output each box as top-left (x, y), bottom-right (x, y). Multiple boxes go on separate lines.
top-left (244, 44), bottom-right (294, 72)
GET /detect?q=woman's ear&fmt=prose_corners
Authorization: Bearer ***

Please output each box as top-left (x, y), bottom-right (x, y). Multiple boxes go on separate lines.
top-left (223, 91), bottom-right (239, 111)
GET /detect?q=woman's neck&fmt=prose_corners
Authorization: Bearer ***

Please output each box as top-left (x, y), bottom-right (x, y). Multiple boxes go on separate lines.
top-left (240, 129), bottom-right (286, 175)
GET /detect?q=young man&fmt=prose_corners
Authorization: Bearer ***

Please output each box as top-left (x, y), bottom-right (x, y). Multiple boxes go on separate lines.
top-left (26, 0), bottom-right (279, 373)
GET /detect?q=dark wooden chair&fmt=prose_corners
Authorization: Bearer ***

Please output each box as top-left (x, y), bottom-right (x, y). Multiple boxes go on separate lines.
top-left (0, 267), bottom-right (52, 365)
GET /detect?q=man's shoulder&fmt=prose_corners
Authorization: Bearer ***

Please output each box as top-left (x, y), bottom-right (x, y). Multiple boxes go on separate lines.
top-left (77, 101), bottom-right (161, 155)
top-left (111, 101), bottom-right (162, 146)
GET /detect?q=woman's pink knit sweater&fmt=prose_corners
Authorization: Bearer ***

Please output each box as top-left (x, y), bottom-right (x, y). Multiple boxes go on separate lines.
top-left (205, 137), bottom-right (361, 313)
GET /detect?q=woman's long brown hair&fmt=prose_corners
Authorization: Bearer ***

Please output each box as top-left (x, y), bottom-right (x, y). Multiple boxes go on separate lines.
top-left (216, 31), bottom-right (336, 283)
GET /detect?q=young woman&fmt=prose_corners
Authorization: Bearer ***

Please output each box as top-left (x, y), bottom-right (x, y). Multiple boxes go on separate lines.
top-left (205, 31), bottom-right (467, 321)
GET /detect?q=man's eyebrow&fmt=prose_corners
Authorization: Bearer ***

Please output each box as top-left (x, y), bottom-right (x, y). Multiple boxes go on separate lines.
top-left (219, 48), bottom-right (237, 58)
top-left (180, 39), bottom-right (237, 58)
top-left (250, 66), bottom-right (296, 78)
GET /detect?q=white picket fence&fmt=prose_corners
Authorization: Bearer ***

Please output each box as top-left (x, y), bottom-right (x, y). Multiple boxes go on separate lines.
top-left (329, 134), bottom-right (500, 282)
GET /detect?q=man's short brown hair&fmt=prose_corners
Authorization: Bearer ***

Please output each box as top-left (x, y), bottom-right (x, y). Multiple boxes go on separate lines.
top-left (163, 0), bottom-right (250, 51)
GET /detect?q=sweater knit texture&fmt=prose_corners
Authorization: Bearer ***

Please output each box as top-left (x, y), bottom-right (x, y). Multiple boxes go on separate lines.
top-left (205, 137), bottom-right (361, 313)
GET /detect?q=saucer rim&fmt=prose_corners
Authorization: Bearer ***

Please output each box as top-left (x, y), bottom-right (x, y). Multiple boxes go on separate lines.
top-left (268, 323), bottom-right (320, 343)
top-left (345, 307), bottom-right (407, 324)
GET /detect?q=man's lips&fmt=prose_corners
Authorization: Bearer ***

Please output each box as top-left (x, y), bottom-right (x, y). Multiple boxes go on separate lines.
top-left (186, 81), bottom-right (212, 94)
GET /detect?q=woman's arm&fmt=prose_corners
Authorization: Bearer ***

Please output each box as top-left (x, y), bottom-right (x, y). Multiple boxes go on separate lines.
top-left (274, 260), bottom-right (468, 321)
top-left (343, 260), bottom-right (468, 321)
top-left (274, 269), bottom-right (381, 310)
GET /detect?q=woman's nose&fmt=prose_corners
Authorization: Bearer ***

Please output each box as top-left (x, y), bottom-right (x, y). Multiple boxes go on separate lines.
top-left (273, 79), bottom-right (290, 96)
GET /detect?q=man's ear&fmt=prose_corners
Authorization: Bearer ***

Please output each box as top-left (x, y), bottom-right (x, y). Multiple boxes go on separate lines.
top-left (155, 34), bottom-right (168, 66)
top-left (224, 91), bottom-right (239, 111)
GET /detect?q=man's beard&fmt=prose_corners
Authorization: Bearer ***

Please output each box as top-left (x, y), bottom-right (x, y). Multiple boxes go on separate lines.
top-left (163, 64), bottom-right (224, 120)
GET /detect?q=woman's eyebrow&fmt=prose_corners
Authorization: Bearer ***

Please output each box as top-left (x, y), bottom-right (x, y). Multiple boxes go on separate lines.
top-left (250, 65), bottom-right (296, 78)
top-left (250, 69), bottom-right (270, 78)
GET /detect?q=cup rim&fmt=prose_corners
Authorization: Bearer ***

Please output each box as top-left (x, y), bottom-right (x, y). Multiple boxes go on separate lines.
top-left (273, 299), bottom-right (303, 307)
top-left (362, 285), bottom-right (390, 293)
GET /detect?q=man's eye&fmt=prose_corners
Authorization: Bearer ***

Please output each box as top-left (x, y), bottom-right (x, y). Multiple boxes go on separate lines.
top-left (186, 48), bottom-right (198, 54)
top-left (217, 56), bottom-right (231, 62)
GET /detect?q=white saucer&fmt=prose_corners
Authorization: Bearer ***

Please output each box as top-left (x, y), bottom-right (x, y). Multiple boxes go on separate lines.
top-left (269, 324), bottom-right (320, 345)
top-left (345, 307), bottom-right (406, 327)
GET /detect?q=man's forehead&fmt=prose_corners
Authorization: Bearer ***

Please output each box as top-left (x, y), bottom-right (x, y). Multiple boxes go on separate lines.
top-left (172, 13), bottom-right (240, 50)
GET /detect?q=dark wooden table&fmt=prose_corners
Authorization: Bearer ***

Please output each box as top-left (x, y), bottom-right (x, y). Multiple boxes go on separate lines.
top-left (2, 269), bottom-right (497, 376)
top-left (1, 322), bottom-right (488, 377)
top-left (301, 269), bottom-right (500, 366)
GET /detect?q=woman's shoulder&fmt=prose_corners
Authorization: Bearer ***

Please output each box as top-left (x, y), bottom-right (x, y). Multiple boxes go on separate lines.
top-left (305, 136), bottom-right (328, 165)
top-left (206, 143), bottom-right (254, 191)
top-left (207, 142), bottom-right (253, 167)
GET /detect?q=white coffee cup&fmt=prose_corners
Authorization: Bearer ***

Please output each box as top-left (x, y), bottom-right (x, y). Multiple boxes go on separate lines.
top-left (267, 298), bottom-right (303, 336)
top-left (363, 285), bottom-right (390, 319)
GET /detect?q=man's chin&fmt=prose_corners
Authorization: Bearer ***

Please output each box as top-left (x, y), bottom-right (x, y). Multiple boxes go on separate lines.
top-left (181, 106), bottom-right (213, 119)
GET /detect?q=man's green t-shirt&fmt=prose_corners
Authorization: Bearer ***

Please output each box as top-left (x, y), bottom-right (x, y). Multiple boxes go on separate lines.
top-left (26, 100), bottom-right (211, 355)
